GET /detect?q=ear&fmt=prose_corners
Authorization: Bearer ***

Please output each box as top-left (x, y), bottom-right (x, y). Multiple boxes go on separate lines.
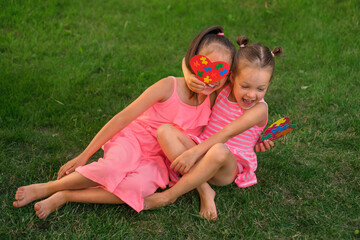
top-left (229, 72), bottom-right (235, 83)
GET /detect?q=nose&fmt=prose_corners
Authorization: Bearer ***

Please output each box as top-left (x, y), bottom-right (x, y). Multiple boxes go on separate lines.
top-left (246, 90), bottom-right (256, 99)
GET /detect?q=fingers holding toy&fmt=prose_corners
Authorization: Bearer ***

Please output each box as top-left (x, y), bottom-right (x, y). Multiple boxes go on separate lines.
top-left (186, 75), bottom-right (206, 93)
top-left (255, 140), bottom-right (274, 152)
top-left (183, 57), bottom-right (205, 93)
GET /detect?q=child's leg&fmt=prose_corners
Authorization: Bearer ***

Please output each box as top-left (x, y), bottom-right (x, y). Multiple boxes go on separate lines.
top-left (144, 143), bottom-right (238, 210)
top-left (157, 124), bottom-right (218, 219)
top-left (13, 172), bottom-right (99, 208)
top-left (34, 188), bottom-right (124, 219)
top-left (157, 124), bottom-right (197, 160)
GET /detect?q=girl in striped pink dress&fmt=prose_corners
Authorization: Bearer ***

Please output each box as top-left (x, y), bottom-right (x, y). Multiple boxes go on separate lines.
top-left (144, 37), bottom-right (282, 220)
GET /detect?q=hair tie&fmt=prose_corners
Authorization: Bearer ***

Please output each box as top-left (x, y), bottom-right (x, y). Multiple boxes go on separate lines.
top-left (240, 44), bottom-right (245, 48)
top-left (271, 52), bottom-right (275, 57)
top-left (217, 32), bottom-right (224, 36)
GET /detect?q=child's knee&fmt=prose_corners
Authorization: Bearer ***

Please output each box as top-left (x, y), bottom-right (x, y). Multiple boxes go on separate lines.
top-left (156, 123), bottom-right (174, 138)
top-left (157, 124), bottom-right (176, 140)
top-left (207, 143), bottom-right (232, 165)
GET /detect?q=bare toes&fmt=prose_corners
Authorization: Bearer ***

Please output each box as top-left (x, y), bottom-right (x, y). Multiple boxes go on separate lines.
top-left (38, 212), bottom-right (47, 219)
top-left (13, 198), bottom-right (26, 208)
top-left (201, 211), bottom-right (217, 221)
top-left (34, 203), bottom-right (47, 219)
top-left (34, 203), bottom-right (40, 211)
top-left (15, 187), bottom-right (24, 200)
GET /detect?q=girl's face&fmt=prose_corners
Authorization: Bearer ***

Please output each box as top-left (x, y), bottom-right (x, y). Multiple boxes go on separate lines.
top-left (229, 66), bottom-right (272, 110)
top-left (197, 47), bottom-right (232, 95)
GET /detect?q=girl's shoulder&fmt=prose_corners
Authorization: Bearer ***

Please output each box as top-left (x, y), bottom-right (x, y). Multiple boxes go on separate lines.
top-left (253, 101), bottom-right (268, 127)
top-left (157, 76), bottom-right (175, 87)
top-left (154, 76), bottom-right (176, 103)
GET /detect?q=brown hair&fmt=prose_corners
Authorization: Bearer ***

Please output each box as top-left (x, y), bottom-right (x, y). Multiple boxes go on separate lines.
top-left (231, 36), bottom-right (283, 81)
top-left (185, 26), bottom-right (236, 74)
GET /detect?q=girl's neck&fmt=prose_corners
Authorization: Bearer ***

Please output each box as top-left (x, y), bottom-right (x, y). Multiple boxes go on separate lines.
top-left (228, 89), bottom-right (237, 103)
top-left (177, 77), bottom-right (207, 106)
top-left (188, 90), bottom-right (207, 106)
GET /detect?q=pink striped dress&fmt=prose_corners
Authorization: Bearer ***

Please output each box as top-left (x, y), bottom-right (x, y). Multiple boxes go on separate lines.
top-left (167, 84), bottom-right (268, 188)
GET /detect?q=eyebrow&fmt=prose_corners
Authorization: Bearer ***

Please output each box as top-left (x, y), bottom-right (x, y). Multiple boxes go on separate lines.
top-left (240, 82), bottom-right (268, 88)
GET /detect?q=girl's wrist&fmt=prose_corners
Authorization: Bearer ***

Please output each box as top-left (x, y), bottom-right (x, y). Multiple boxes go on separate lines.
top-left (190, 145), bottom-right (203, 158)
top-left (78, 152), bottom-right (90, 163)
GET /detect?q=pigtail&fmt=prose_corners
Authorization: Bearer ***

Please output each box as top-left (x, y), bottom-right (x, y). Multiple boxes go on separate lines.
top-left (236, 36), bottom-right (249, 47)
top-left (272, 46), bottom-right (283, 57)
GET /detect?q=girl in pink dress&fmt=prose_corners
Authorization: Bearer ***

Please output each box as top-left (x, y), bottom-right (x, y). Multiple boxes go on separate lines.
top-left (13, 26), bottom-right (236, 219)
top-left (144, 37), bottom-right (282, 220)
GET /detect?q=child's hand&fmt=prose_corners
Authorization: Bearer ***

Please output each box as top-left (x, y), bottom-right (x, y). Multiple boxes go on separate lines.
top-left (255, 140), bottom-right (274, 152)
top-left (182, 57), bottom-right (205, 93)
top-left (186, 75), bottom-right (206, 93)
top-left (170, 150), bottom-right (198, 175)
top-left (57, 156), bottom-right (87, 179)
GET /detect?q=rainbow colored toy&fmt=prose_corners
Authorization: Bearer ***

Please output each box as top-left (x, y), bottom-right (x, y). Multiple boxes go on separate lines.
top-left (261, 117), bottom-right (296, 141)
top-left (190, 55), bottom-right (230, 84)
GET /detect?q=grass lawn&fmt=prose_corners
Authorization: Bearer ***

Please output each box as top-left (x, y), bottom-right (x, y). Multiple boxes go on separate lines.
top-left (1, 0), bottom-right (359, 238)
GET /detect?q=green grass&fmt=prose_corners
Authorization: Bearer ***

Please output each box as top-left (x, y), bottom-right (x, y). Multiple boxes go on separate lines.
top-left (1, 0), bottom-right (359, 238)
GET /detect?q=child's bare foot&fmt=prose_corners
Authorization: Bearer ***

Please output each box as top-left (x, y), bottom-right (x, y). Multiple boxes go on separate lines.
top-left (143, 192), bottom-right (175, 210)
top-left (34, 191), bottom-right (67, 219)
top-left (198, 185), bottom-right (217, 220)
top-left (13, 183), bottom-right (50, 208)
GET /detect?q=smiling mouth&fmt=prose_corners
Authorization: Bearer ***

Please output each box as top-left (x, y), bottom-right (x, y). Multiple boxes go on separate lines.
top-left (205, 83), bottom-right (217, 89)
top-left (242, 98), bottom-right (255, 105)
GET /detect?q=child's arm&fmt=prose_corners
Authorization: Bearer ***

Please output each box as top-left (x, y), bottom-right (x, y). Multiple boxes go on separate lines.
top-left (57, 77), bottom-right (174, 179)
top-left (171, 102), bottom-right (268, 174)
top-left (182, 57), bottom-right (205, 93)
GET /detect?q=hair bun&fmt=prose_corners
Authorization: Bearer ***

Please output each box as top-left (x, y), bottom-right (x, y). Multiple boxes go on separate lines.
top-left (272, 46), bottom-right (283, 57)
top-left (236, 36), bottom-right (249, 47)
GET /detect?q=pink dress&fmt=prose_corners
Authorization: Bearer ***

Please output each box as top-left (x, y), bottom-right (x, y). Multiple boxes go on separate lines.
top-left (167, 84), bottom-right (268, 188)
top-left (76, 77), bottom-right (211, 212)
